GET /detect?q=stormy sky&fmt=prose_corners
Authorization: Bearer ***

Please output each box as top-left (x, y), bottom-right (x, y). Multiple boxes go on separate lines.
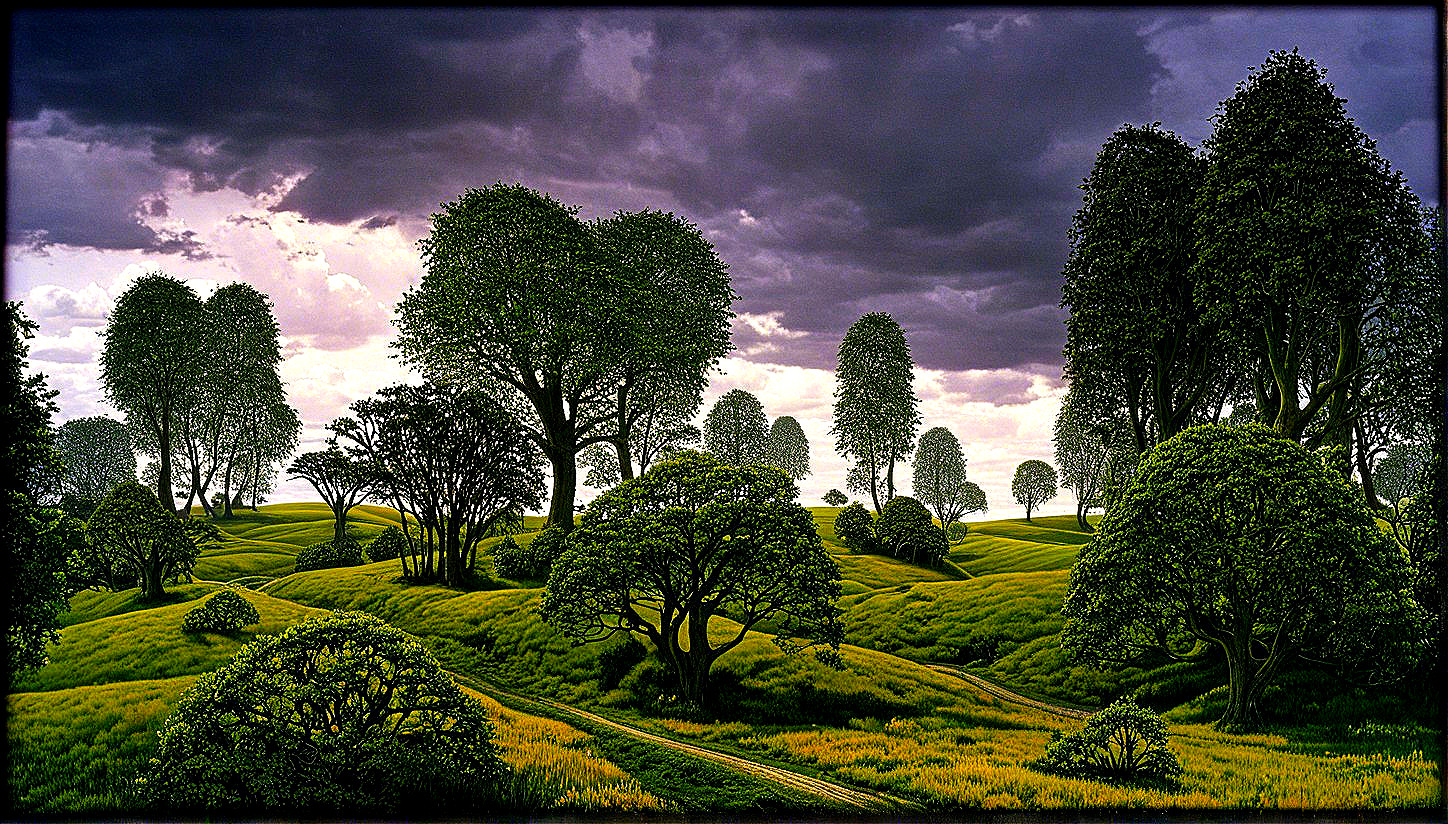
top-left (7, 7), bottom-right (1439, 515)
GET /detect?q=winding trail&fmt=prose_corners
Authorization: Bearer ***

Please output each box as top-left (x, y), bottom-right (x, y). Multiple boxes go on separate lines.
top-left (927, 663), bottom-right (1092, 719)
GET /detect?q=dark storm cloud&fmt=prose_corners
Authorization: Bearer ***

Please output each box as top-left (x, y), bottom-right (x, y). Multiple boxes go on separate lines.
top-left (9, 8), bottom-right (1437, 376)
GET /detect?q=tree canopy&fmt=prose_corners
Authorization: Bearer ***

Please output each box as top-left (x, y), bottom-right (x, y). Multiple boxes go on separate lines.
top-left (702, 389), bottom-right (769, 466)
top-left (288, 444), bottom-right (374, 546)
top-left (831, 312), bottom-right (920, 513)
top-left (1011, 460), bottom-right (1058, 521)
top-left (1053, 386), bottom-right (1136, 531)
top-left (540, 450), bottom-right (843, 706)
top-left (85, 481), bottom-right (198, 599)
top-left (54, 415), bottom-right (136, 519)
top-left (876, 495), bottom-right (948, 567)
top-left (1062, 424), bottom-right (1421, 730)
top-left (764, 415), bottom-right (811, 481)
top-left (911, 426), bottom-right (982, 532)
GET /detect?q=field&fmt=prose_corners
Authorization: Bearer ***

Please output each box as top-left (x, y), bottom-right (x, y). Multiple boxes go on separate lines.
top-left (7, 503), bottom-right (1441, 814)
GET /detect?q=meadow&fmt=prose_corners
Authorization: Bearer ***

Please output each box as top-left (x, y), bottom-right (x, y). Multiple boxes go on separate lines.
top-left (7, 503), bottom-right (1441, 814)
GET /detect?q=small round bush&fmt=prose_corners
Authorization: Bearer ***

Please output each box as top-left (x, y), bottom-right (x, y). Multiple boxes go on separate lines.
top-left (143, 611), bottom-right (508, 814)
top-left (182, 589), bottom-right (261, 633)
top-left (1032, 696), bottom-right (1183, 786)
top-left (295, 537), bottom-right (364, 572)
top-left (492, 528), bottom-right (566, 580)
top-left (833, 502), bottom-right (878, 552)
top-left (366, 526), bottom-right (406, 562)
top-left (946, 521), bottom-right (969, 543)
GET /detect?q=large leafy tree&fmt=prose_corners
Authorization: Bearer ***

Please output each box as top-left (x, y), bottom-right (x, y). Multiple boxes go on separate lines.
top-left (831, 313), bottom-right (921, 513)
top-left (593, 209), bottom-right (734, 481)
top-left (332, 383), bottom-right (544, 586)
top-left (1011, 460), bottom-right (1058, 522)
top-left (764, 415), bottom-right (810, 481)
top-left (541, 451), bottom-right (843, 706)
top-left (55, 415), bottom-right (136, 519)
top-left (910, 426), bottom-right (983, 532)
top-left (1195, 50), bottom-right (1423, 451)
top-left (85, 481), bottom-right (199, 599)
top-left (702, 389), bottom-right (769, 466)
top-left (101, 272), bottom-right (205, 513)
top-left (875, 496), bottom-right (948, 567)
top-left (4, 302), bottom-right (83, 677)
top-left (1061, 123), bottom-right (1219, 451)
top-left (287, 444), bottom-right (374, 546)
top-left (1063, 424), bottom-right (1421, 730)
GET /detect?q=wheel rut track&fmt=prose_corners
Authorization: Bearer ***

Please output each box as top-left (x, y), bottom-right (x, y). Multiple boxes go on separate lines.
top-left (927, 663), bottom-right (1092, 719)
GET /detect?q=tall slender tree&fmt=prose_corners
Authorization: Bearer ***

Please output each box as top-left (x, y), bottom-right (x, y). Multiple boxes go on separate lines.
top-left (764, 415), bottom-right (811, 481)
top-left (832, 313), bottom-right (920, 513)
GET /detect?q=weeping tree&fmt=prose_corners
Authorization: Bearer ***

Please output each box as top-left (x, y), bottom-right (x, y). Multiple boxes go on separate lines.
top-left (831, 313), bottom-right (920, 513)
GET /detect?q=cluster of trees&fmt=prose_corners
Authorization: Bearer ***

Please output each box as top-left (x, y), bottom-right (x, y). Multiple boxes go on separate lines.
top-left (101, 273), bottom-right (300, 517)
top-left (1057, 50), bottom-right (1441, 729)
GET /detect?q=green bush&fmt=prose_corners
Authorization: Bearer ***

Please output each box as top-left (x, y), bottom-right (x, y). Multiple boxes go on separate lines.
top-left (833, 503), bottom-right (878, 552)
top-left (1032, 696), bottom-right (1182, 786)
top-left (493, 528), bottom-right (566, 580)
top-left (945, 521), bottom-right (969, 543)
top-left (366, 526), bottom-right (406, 562)
top-left (294, 537), bottom-right (364, 572)
top-left (877, 497), bottom-right (948, 566)
top-left (142, 611), bottom-right (508, 814)
top-left (180, 589), bottom-right (260, 634)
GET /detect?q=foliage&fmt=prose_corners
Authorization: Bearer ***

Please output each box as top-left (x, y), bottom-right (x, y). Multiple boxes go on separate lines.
top-left (287, 443), bottom-right (373, 545)
top-left (822, 489), bottom-right (848, 507)
top-left (294, 536), bottom-right (365, 572)
top-left (181, 589), bottom-right (260, 633)
top-left (493, 530), bottom-right (565, 581)
top-left (540, 450), bottom-right (843, 705)
top-left (141, 611), bottom-right (508, 814)
top-left (832, 313), bottom-right (920, 512)
top-left (579, 442), bottom-right (622, 490)
top-left (366, 525), bottom-right (407, 562)
top-left (833, 502), bottom-right (879, 553)
top-left (911, 427), bottom-right (984, 531)
top-left (702, 389), bottom-right (769, 466)
top-left (55, 416), bottom-right (136, 519)
top-left (1062, 424), bottom-right (1422, 730)
top-left (85, 481), bottom-right (198, 599)
top-left (332, 382), bottom-right (545, 586)
top-left (945, 522), bottom-right (969, 543)
top-left (1011, 460), bottom-right (1058, 521)
top-left (876, 496), bottom-right (948, 566)
top-left (764, 415), bottom-right (810, 480)
top-left (1061, 123), bottom-right (1217, 451)
top-left (1053, 386), bottom-right (1136, 531)
top-left (100, 272), bottom-right (206, 513)
top-left (1032, 697), bottom-right (1182, 787)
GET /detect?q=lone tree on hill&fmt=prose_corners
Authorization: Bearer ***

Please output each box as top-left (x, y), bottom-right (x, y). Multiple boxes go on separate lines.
top-left (55, 415), bottom-right (136, 520)
top-left (1011, 460), bottom-right (1058, 522)
top-left (702, 389), bottom-right (769, 466)
top-left (832, 313), bottom-right (921, 513)
top-left (541, 451), bottom-right (843, 706)
top-left (911, 426), bottom-right (984, 533)
top-left (288, 444), bottom-right (374, 546)
top-left (764, 415), bottom-right (811, 480)
top-left (822, 488), bottom-right (848, 507)
top-left (1062, 424), bottom-right (1422, 731)
top-left (85, 481), bottom-right (199, 599)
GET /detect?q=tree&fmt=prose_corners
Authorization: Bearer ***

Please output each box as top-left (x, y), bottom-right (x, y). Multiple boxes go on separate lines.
top-left (540, 451), bottom-right (843, 706)
top-left (1033, 697), bottom-right (1182, 786)
top-left (593, 209), bottom-right (734, 482)
top-left (764, 415), bottom-right (810, 481)
top-left (1062, 424), bottom-right (1421, 730)
top-left (875, 496), bottom-right (948, 566)
top-left (910, 426), bottom-right (982, 532)
top-left (1195, 50), bottom-right (1423, 451)
top-left (831, 313), bottom-right (920, 513)
top-left (143, 611), bottom-right (508, 814)
top-left (181, 589), bottom-right (260, 634)
top-left (85, 481), bottom-right (199, 599)
top-left (332, 382), bottom-right (545, 587)
top-left (833, 502), bottom-right (878, 553)
top-left (4, 303), bottom-right (83, 676)
top-left (287, 444), bottom-right (374, 546)
top-left (54, 416), bottom-right (136, 519)
top-left (702, 389), bottom-right (768, 466)
top-left (1011, 460), bottom-right (1058, 521)
top-left (822, 489), bottom-right (848, 507)
top-left (1054, 387), bottom-right (1137, 531)
top-left (1061, 123), bottom-right (1219, 451)
top-left (101, 272), bottom-right (206, 513)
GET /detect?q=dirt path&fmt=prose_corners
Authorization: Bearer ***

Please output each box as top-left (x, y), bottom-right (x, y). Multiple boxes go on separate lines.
top-left (448, 671), bottom-right (908, 813)
top-left (927, 663), bottom-right (1092, 720)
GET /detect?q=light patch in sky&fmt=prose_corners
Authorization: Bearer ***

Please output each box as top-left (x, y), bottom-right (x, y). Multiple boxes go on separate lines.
top-left (576, 18), bottom-right (655, 103)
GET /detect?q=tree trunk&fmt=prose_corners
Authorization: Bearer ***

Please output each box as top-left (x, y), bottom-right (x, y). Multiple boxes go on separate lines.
top-left (444, 517), bottom-right (465, 587)
top-left (333, 502), bottom-right (348, 545)
top-left (142, 560), bottom-right (165, 600)
top-left (193, 462), bottom-right (215, 518)
top-left (158, 416), bottom-right (177, 514)
top-left (547, 445), bottom-right (578, 532)
top-left (1025, 502), bottom-right (1033, 522)
top-left (1354, 422), bottom-right (1385, 511)
top-left (1076, 500), bottom-right (1092, 532)
top-left (222, 463), bottom-right (235, 518)
top-left (1216, 637), bottom-right (1263, 731)
top-left (616, 437), bottom-right (636, 482)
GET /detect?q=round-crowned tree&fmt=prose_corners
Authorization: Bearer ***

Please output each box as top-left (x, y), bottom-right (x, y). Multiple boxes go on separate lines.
top-left (1062, 424), bottom-right (1422, 730)
top-left (702, 389), bottom-right (769, 466)
top-left (181, 589), bottom-right (260, 633)
top-left (833, 502), bottom-right (878, 553)
top-left (764, 415), bottom-right (810, 481)
top-left (876, 496), bottom-right (948, 566)
top-left (1011, 460), bottom-right (1058, 521)
top-left (143, 611), bottom-right (507, 813)
top-left (366, 525), bottom-right (407, 563)
top-left (822, 489), bottom-right (848, 507)
top-left (1032, 697), bottom-right (1182, 786)
top-left (85, 481), bottom-right (198, 599)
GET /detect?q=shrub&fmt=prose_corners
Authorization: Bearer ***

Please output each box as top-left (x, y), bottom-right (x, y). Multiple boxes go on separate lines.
top-left (833, 503), bottom-right (878, 552)
top-left (876, 496), bottom-right (948, 566)
top-left (597, 636), bottom-right (650, 691)
top-left (945, 521), bottom-right (969, 543)
top-left (294, 537), bottom-right (364, 572)
top-left (366, 526), bottom-right (407, 562)
top-left (492, 528), bottom-right (565, 580)
top-left (1031, 696), bottom-right (1182, 786)
top-left (142, 611), bottom-right (508, 814)
top-left (181, 589), bottom-right (260, 633)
